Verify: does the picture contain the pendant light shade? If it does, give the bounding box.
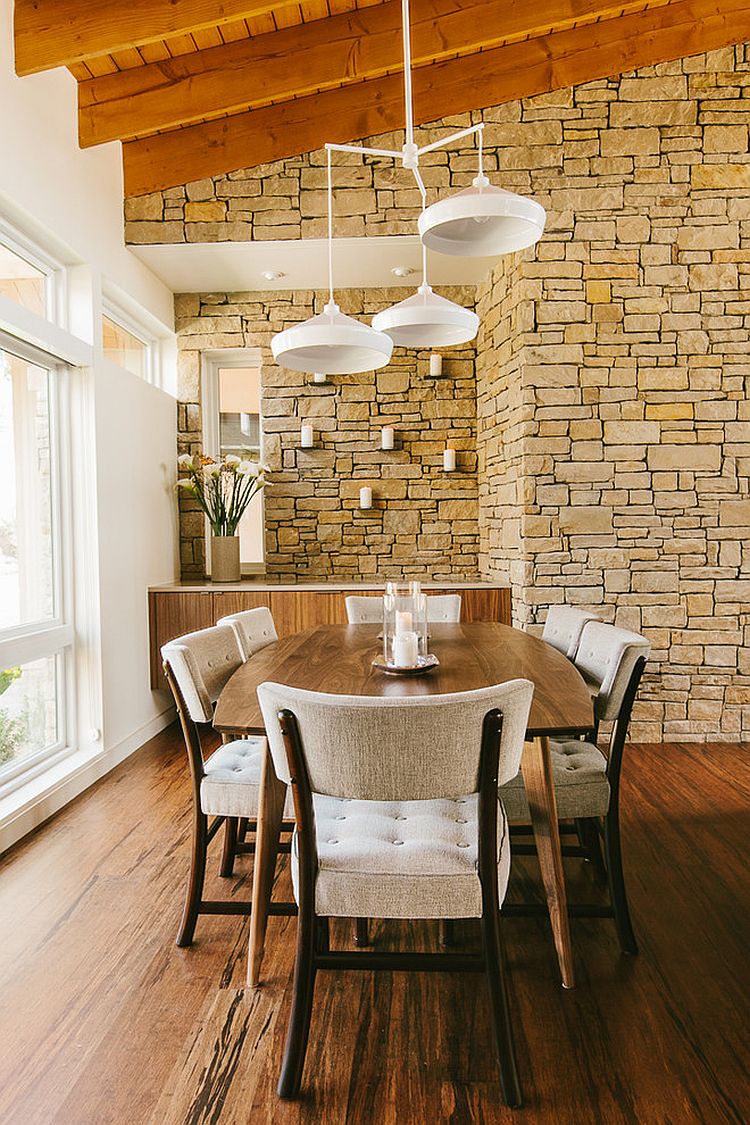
[271,301,393,374]
[419,174,546,258]
[372,283,479,348]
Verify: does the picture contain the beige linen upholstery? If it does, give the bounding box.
[295,793,510,918]
[162,623,293,819]
[258,681,533,920]
[162,624,244,723]
[542,606,600,661]
[501,621,651,819]
[575,621,651,722]
[344,593,462,625]
[217,607,278,660]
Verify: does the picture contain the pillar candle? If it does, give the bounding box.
[312,372,327,384]
[300,423,314,448]
[443,447,457,472]
[381,426,395,450]
[359,486,372,509]
[393,630,419,668]
[395,610,413,635]
[429,353,443,377]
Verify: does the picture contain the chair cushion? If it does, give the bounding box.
[291,794,510,920]
[499,740,610,821]
[200,738,294,819]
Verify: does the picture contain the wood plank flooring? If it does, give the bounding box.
[0,728,748,1124]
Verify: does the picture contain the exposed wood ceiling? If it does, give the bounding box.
[14,0,750,196]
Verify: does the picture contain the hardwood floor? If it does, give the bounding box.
[0,728,748,1124]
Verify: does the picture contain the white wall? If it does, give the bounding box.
[94,363,177,752]
[0,0,173,327]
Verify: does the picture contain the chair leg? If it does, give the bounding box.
[354,918,369,947]
[317,917,330,954]
[440,919,456,947]
[278,898,318,1098]
[220,816,239,878]
[575,817,608,883]
[176,809,208,947]
[238,817,249,843]
[603,808,638,955]
[481,907,522,1108]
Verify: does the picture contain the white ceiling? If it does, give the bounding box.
[131,235,495,294]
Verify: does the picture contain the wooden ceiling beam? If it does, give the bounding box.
[79,0,658,147]
[122,0,750,196]
[13,0,304,76]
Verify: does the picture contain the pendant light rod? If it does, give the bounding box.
[327,145,334,303]
[402,0,414,149]
[416,121,484,157]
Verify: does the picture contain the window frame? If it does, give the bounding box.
[201,348,265,575]
[0,217,67,329]
[0,332,76,797]
[101,299,156,384]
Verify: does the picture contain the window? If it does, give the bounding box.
[0,241,47,318]
[102,312,150,380]
[0,339,73,790]
[202,351,265,571]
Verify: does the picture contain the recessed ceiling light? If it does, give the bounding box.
[391,266,414,278]
[261,270,285,281]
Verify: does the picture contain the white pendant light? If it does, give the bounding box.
[419,171,546,258]
[271,150,393,374]
[272,300,392,374]
[372,282,478,347]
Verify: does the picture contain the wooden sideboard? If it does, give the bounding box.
[148,583,511,690]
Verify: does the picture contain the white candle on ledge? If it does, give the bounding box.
[429,352,443,377]
[300,423,314,449]
[381,426,395,450]
[395,610,413,635]
[393,630,419,668]
[312,372,327,384]
[359,486,373,510]
[443,447,457,472]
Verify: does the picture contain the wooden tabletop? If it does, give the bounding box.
[214,622,594,738]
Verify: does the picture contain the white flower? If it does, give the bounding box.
[238,460,261,477]
[224,454,242,468]
[177,453,193,468]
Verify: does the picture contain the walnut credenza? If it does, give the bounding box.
[148,581,512,690]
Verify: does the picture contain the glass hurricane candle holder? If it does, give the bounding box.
[383,581,426,667]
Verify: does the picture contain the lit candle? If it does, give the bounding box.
[429,353,443,377]
[393,630,419,668]
[312,372,327,384]
[300,423,314,449]
[443,447,456,472]
[381,426,395,450]
[359,486,372,509]
[395,610,413,635]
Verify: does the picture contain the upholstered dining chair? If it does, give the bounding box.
[162,624,293,947]
[501,621,650,954]
[257,679,534,1105]
[217,606,278,660]
[345,593,462,624]
[542,605,601,660]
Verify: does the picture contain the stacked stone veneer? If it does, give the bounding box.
[156,44,750,741]
[175,288,478,579]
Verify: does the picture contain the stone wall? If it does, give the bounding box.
[175,288,479,579]
[155,44,749,741]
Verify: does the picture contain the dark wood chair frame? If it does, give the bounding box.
[163,660,296,947]
[503,656,647,955]
[275,705,523,1107]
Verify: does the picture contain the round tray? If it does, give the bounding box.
[371,653,440,676]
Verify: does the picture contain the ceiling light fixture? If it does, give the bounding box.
[271,0,544,369]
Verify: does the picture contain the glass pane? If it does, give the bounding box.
[0,350,55,628]
[0,242,47,318]
[218,367,264,566]
[102,314,147,380]
[0,656,59,774]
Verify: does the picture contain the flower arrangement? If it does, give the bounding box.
[176,452,265,537]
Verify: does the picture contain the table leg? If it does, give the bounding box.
[247,744,287,988]
[521,735,575,989]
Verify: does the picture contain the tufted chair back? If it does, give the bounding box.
[162,624,244,724]
[217,607,278,660]
[345,593,462,625]
[574,622,651,723]
[257,680,533,803]
[542,606,601,660]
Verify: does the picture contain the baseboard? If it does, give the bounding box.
[0,704,176,856]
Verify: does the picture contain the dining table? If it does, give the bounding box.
[212,621,596,990]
